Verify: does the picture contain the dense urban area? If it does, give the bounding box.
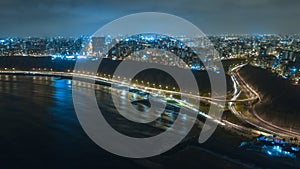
[1,34,300,84]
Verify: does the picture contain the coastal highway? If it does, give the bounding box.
[0,70,257,134]
[230,64,300,139]
[2,69,298,140]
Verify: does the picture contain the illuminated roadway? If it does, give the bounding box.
[230,64,300,139]
[2,69,300,140]
[0,70,224,124]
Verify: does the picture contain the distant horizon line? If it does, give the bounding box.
[1,33,300,39]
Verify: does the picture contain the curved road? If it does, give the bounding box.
[2,69,298,140]
[230,64,300,139]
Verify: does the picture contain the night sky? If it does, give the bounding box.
[1,0,300,37]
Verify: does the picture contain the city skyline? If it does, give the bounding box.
[1,33,300,84]
[1,1,300,168]
[1,0,300,37]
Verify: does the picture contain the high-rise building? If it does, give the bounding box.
[91,37,106,56]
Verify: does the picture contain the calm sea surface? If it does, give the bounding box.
[0,75,187,169]
[1,75,299,169]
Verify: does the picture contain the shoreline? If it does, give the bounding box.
[1,72,300,168]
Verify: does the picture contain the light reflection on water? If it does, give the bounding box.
[71,78,193,137]
[1,75,299,169]
[0,75,192,168]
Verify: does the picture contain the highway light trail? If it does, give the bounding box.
[230,64,300,139]
[2,68,299,141]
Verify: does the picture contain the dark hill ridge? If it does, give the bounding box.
[0,56,233,95]
[98,60,233,94]
[0,56,74,71]
[239,65,300,130]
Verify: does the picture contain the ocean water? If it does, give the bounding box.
[1,75,299,169]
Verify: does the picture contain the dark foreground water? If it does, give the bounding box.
[1,75,300,169]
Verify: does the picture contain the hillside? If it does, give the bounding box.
[0,56,233,94]
[239,65,300,130]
